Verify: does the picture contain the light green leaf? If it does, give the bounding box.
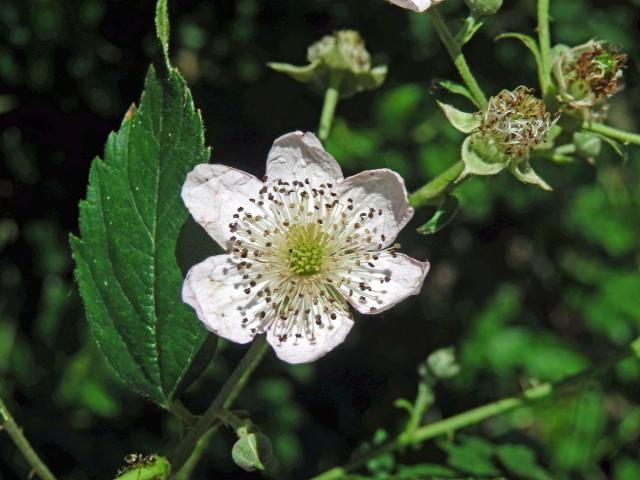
[438,80,476,105]
[417,195,459,235]
[437,101,480,133]
[442,436,499,477]
[460,136,506,178]
[70,65,216,406]
[232,433,273,472]
[155,0,170,61]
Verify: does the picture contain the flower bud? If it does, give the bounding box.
[464,0,503,17]
[553,40,627,119]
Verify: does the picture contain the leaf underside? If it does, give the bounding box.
[71,65,215,406]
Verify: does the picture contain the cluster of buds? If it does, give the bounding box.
[268,30,387,98]
[553,40,627,119]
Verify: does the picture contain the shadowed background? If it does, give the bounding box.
[1,0,639,478]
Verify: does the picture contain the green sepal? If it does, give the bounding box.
[459,135,507,179]
[510,159,553,191]
[417,195,459,235]
[438,102,481,133]
[438,80,476,105]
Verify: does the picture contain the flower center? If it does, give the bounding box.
[287,224,326,276]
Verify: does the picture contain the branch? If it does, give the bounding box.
[169,336,269,473]
[0,396,57,480]
[582,122,640,146]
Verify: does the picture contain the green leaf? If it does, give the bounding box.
[437,102,480,133]
[417,195,459,235]
[442,436,499,477]
[155,0,170,62]
[232,432,273,472]
[438,80,476,105]
[495,444,550,480]
[70,65,216,406]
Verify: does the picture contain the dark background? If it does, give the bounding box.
[1,0,640,478]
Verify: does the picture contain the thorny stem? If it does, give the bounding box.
[409,161,464,208]
[0,396,57,480]
[430,8,487,108]
[318,71,343,141]
[582,122,640,146]
[170,336,269,473]
[308,345,636,480]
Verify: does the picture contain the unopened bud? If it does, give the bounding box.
[464,0,503,17]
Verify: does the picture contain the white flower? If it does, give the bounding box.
[386,0,445,12]
[181,131,429,364]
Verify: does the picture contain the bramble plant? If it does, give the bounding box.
[2,0,640,479]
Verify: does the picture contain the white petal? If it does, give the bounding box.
[387,0,433,12]
[266,311,354,364]
[183,255,265,344]
[265,131,343,185]
[182,164,263,248]
[343,252,429,314]
[336,169,414,248]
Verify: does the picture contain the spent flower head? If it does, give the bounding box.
[553,40,627,118]
[475,86,555,158]
[181,132,429,363]
[268,30,387,98]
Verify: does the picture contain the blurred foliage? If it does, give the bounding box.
[1,0,639,479]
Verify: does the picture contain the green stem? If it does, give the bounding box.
[171,428,218,480]
[430,8,487,108]
[309,346,634,480]
[582,122,640,146]
[318,72,343,142]
[170,336,269,473]
[537,0,552,96]
[409,160,464,209]
[0,396,57,480]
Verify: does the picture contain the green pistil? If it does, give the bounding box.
[287,224,326,276]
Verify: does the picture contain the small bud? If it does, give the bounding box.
[232,432,274,472]
[268,30,387,98]
[553,40,627,119]
[464,0,503,17]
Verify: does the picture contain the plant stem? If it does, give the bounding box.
[582,122,640,146]
[171,428,218,480]
[308,346,634,480]
[318,72,343,142]
[0,396,57,480]
[537,0,552,96]
[430,8,487,108]
[409,160,464,209]
[170,336,269,473]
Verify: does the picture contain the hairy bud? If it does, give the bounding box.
[464,0,503,17]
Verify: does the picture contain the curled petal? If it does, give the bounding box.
[266,131,343,185]
[266,311,354,364]
[183,255,265,344]
[342,252,429,314]
[387,0,435,12]
[182,164,263,248]
[336,169,414,248]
